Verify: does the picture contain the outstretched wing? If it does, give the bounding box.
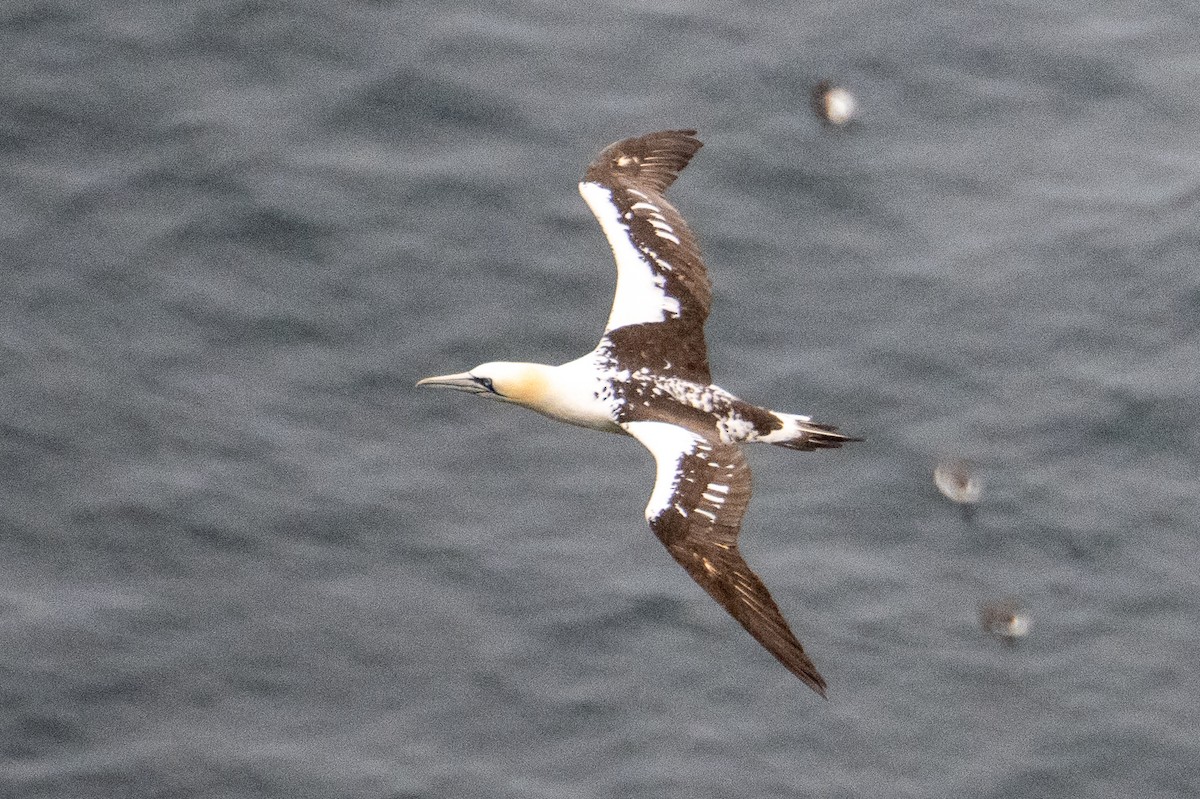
[580,130,712,384]
[622,419,828,697]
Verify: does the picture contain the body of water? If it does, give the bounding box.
[2,1,1198,797]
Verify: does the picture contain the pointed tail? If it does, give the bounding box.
[768,415,863,451]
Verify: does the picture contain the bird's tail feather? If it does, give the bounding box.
[768,414,862,451]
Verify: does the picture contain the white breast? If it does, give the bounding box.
[535,354,622,433]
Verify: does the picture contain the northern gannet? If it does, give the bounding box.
[418,130,860,697]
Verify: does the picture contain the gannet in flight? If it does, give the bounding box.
[418,130,860,697]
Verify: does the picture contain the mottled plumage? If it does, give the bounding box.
[419,130,861,697]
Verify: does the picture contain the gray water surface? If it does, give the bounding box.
[2,1,1198,797]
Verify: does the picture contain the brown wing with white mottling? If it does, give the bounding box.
[580,130,713,383]
[622,420,828,697]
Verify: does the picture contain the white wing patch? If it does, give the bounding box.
[621,420,703,521]
[579,181,682,331]
[631,200,682,245]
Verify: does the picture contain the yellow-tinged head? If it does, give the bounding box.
[419,356,620,433]
[417,361,551,409]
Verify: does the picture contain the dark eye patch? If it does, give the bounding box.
[476,376,497,393]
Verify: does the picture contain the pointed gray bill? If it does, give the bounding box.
[416,372,490,394]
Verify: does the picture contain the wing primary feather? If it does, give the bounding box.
[583,129,703,194]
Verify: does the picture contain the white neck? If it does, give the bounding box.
[504,357,620,433]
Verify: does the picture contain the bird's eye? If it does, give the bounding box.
[476,376,497,393]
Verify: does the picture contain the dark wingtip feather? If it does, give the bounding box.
[790,661,829,698]
[584,129,704,194]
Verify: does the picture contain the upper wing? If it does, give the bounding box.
[580,130,712,382]
[622,419,828,697]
